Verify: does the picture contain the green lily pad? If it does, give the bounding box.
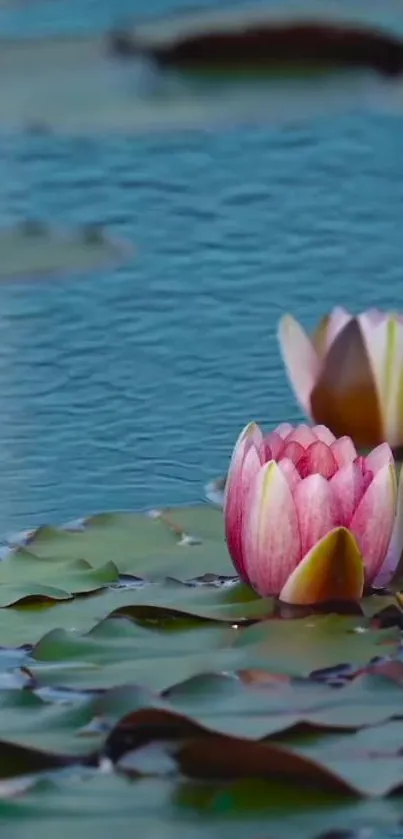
[109,580,272,624]
[268,717,403,797]
[99,668,403,763]
[0,691,94,758]
[13,506,233,582]
[0,554,118,606]
[27,612,398,694]
[161,669,403,738]
[233,614,400,675]
[0,684,162,759]
[29,617,241,692]
[0,579,269,648]
[108,704,403,797]
[1,495,403,833]
[0,771,400,839]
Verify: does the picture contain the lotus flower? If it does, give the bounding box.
[224,422,403,604]
[278,308,403,449]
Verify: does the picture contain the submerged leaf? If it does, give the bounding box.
[0,223,130,281]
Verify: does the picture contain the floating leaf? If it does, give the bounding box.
[0,771,399,839]
[0,579,267,650]
[29,617,241,692]
[232,614,400,675]
[11,506,233,581]
[0,223,130,281]
[27,612,399,695]
[0,500,403,832]
[162,670,403,737]
[0,684,163,758]
[109,580,272,623]
[108,704,403,796]
[0,553,119,606]
[272,717,403,796]
[3,0,403,135]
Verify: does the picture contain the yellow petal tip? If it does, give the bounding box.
[279,527,365,606]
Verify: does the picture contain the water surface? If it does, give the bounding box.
[0,0,401,534]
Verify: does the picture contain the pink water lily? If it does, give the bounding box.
[278,308,403,449]
[224,422,403,604]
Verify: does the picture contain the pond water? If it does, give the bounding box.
[0,0,402,534]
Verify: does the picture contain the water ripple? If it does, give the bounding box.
[0,6,400,531]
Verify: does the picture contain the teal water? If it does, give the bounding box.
[0,0,402,534]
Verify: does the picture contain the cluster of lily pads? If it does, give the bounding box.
[0,452,403,837]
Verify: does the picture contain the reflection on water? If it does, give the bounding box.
[0,0,401,534]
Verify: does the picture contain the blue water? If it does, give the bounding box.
[0,0,402,534]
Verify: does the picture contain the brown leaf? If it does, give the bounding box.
[176,737,356,792]
[238,669,291,687]
[107,706,362,794]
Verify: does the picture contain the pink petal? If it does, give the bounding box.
[311,425,336,445]
[349,463,397,583]
[277,457,302,493]
[262,431,285,461]
[363,308,388,325]
[354,456,374,485]
[280,440,305,466]
[224,423,263,583]
[372,466,403,589]
[330,462,372,527]
[330,436,358,468]
[297,440,338,479]
[325,306,353,350]
[242,461,301,596]
[274,423,294,439]
[364,443,394,475]
[224,422,263,514]
[356,310,388,398]
[225,442,262,583]
[278,315,320,416]
[355,311,403,445]
[358,314,403,448]
[294,474,340,557]
[284,424,318,447]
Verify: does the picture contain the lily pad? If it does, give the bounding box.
[0,772,400,839]
[162,669,403,737]
[9,506,234,581]
[102,667,403,745]
[1,498,403,834]
[0,223,130,281]
[29,617,242,692]
[27,613,398,693]
[0,684,161,758]
[107,701,403,796]
[0,579,269,648]
[233,614,400,675]
[0,552,118,606]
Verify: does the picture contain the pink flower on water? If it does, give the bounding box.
[278,308,403,449]
[224,422,403,604]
